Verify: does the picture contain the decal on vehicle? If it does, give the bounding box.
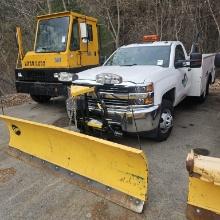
[55,57,62,63]
[182,73,188,87]
[25,61,46,67]
[12,124,21,136]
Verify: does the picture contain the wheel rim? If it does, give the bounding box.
[160,109,173,134]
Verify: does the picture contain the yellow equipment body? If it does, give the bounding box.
[186,151,220,219]
[19,12,99,69]
[16,27,24,61]
[15,11,100,99]
[0,115,148,213]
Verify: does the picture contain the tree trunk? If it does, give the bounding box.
[47,0,52,13]
[62,0,67,11]
[207,0,220,40]
[116,0,120,48]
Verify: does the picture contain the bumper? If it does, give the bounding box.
[104,106,161,133]
[66,97,161,133]
[16,81,68,97]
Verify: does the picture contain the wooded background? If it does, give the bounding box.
[0,0,220,94]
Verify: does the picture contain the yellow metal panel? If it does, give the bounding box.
[194,155,220,185]
[78,18,99,66]
[187,151,220,185]
[188,177,220,214]
[16,27,24,60]
[71,85,95,97]
[87,119,103,129]
[0,115,148,201]
[37,11,97,23]
[21,51,70,69]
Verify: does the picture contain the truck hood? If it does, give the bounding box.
[75,65,169,85]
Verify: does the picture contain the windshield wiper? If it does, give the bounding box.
[120,64,138,66]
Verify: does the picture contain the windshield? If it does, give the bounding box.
[35,16,70,53]
[105,46,171,67]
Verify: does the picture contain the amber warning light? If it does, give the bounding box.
[143,35,160,42]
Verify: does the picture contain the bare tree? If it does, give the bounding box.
[1,0,220,94]
[207,0,220,39]
[77,0,121,49]
[47,0,52,13]
[62,0,67,11]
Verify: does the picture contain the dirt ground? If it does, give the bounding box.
[0,82,220,220]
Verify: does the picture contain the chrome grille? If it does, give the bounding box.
[87,86,130,109]
[98,86,129,93]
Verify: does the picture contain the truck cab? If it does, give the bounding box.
[16,11,99,103]
[66,36,216,141]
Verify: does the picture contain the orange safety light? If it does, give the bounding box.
[143,35,160,42]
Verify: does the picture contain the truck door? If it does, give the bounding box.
[78,21,99,66]
[174,45,191,101]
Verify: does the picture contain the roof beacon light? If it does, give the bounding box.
[143,35,160,43]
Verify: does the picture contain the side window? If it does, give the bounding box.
[175,45,186,62]
[87,24,93,42]
[71,20,80,51]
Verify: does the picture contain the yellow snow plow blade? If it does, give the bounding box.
[0,115,148,213]
[186,151,220,219]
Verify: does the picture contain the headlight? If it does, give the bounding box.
[129,83,154,105]
[144,93,154,105]
[96,73,122,84]
[133,99,145,105]
[18,72,23,77]
[56,72,73,82]
[146,82,154,93]
[144,83,154,105]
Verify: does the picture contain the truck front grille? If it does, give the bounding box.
[87,86,130,109]
[16,70,58,82]
[87,97,129,108]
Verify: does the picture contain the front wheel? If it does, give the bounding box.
[30,94,51,103]
[153,99,174,142]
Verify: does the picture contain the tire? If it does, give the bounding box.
[153,99,174,142]
[30,94,51,103]
[197,78,210,103]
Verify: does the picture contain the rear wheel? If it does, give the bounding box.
[198,78,210,103]
[153,99,174,142]
[30,94,51,103]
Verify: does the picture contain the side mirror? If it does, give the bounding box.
[190,53,202,68]
[214,53,220,68]
[174,60,184,69]
[80,23,88,43]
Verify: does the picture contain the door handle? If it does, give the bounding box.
[188,68,191,71]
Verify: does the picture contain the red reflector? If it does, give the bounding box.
[143,35,160,42]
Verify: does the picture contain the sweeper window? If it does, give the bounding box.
[35,16,70,53]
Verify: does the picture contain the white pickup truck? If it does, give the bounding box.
[67,38,217,141]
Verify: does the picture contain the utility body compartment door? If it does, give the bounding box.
[187,54,216,97]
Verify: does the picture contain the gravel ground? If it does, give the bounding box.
[0,94,31,108]
[211,78,220,90]
[0,79,219,220]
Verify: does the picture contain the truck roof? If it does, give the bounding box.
[121,41,178,48]
[37,11,97,22]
